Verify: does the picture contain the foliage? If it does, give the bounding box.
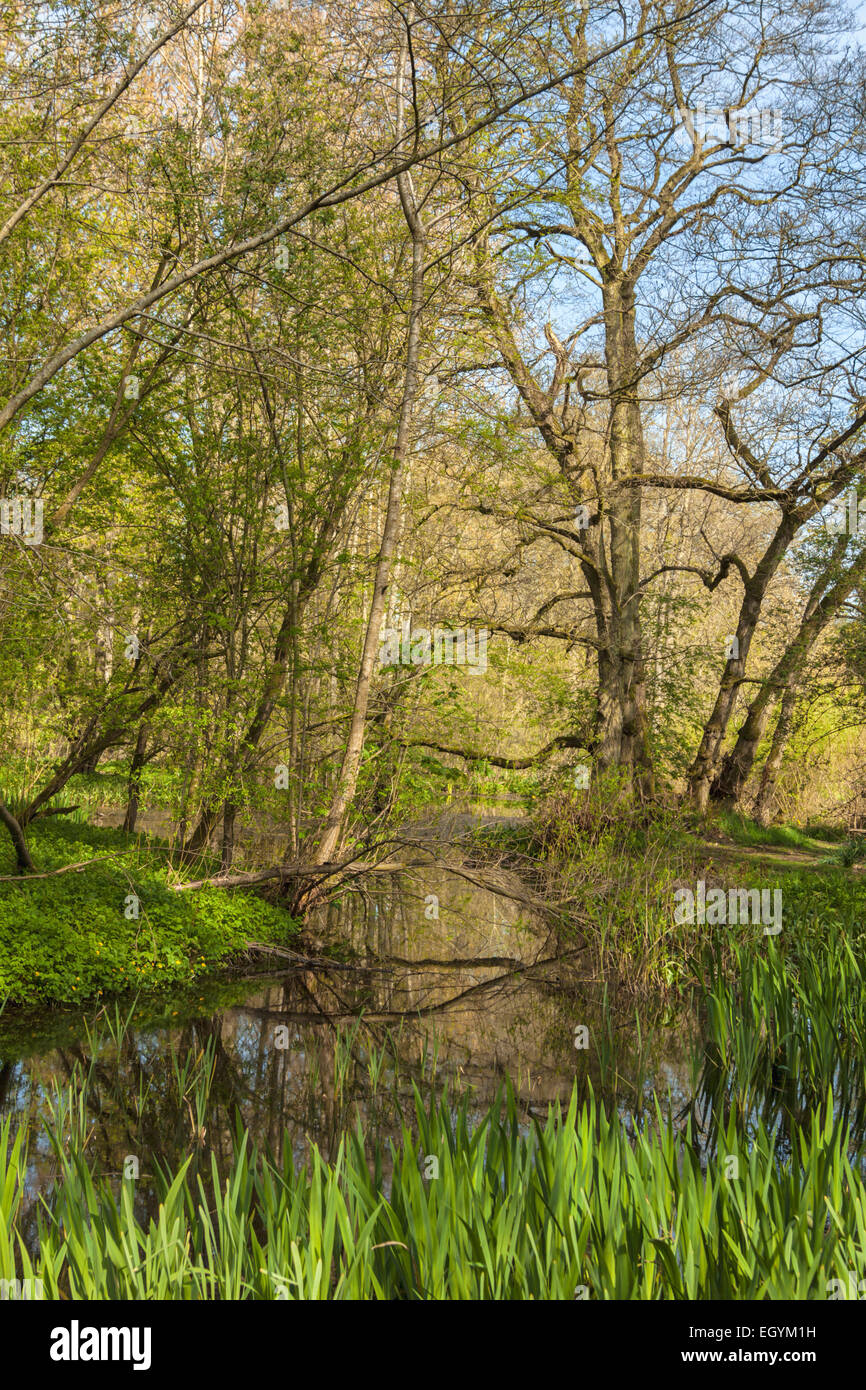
[0,820,299,1005]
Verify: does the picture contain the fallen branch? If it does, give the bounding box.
[170,858,365,892]
[395,733,587,769]
[169,848,430,892]
[242,940,388,972]
[0,854,116,882]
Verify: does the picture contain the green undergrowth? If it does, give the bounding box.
[528,788,865,993]
[0,760,184,818]
[0,819,299,1006]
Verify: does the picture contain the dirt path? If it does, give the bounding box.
[698,840,840,873]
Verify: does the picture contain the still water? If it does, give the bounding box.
[0,861,700,1187]
[1,852,862,1233]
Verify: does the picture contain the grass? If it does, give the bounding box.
[712,809,838,852]
[526,783,702,991]
[823,837,866,867]
[522,786,866,997]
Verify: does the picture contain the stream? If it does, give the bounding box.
[0,854,704,1212]
[2,830,863,1235]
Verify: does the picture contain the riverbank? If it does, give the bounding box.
[0,818,300,1005]
[0,800,860,1009]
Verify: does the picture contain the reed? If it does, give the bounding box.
[695,930,866,1139]
[2,1074,864,1299]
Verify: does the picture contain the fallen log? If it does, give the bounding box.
[169,856,432,892]
[170,859,358,892]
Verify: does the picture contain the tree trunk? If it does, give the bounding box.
[712,535,863,803]
[309,33,426,875]
[180,801,220,857]
[753,682,801,825]
[598,274,653,791]
[122,723,148,833]
[687,512,800,810]
[180,529,338,861]
[221,800,236,873]
[0,798,34,872]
